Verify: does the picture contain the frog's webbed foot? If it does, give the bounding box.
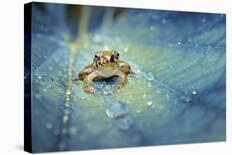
[84,86,95,94]
[83,71,99,94]
[112,85,123,93]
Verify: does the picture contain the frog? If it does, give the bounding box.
[75,50,133,94]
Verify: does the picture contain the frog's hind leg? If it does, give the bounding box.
[113,70,128,92]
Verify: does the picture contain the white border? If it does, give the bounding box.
[0,0,231,155]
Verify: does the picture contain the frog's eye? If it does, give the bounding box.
[114,52,119,60]
[93,55,98,63]
[94,54,101,60]
[110,55,115,62]
[94,54,98,58]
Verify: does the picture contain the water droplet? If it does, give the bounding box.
[201,18,207,23]
[66,90,71,96]
[161,19,167,24]
[147,101,153,106]
[124,47,128,52]
[37,75,42,80]
[147,72,154,81]
[55,58,60,63]
[46,122,53,129]
[96,83,104,89]
[106,102,128,120]
[192,91,197,95]
[35,93,41,99]
[103,85,113,96]
[48,66,53,71]
[63,115,69,123]
[65,102,70,108]
[93,35,102,43]
[180,95,192,102]
[150,26,154,31]
[36,33,41,38]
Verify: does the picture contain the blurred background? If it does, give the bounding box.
[25,2,226,153]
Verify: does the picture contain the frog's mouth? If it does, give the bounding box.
[96,63,119,78]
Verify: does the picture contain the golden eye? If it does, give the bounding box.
[94,54,100,60]
[114,52,119,60]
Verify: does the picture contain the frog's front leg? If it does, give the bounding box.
[118,60,133,75]
[83,71,99,94]
[113,70,128,92]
